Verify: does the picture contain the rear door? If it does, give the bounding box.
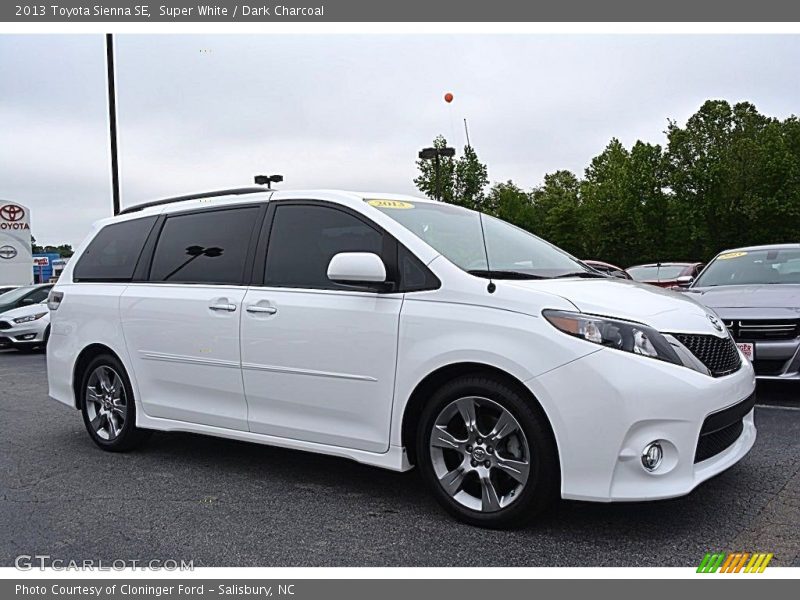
[120,205,264,431]
[240,201,403,452]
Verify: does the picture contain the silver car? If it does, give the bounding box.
[685,244,800,380]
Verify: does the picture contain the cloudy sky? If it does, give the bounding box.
[1,34,799,247]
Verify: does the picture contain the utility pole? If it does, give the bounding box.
[105,33,121,215]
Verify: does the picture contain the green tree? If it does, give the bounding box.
[529,170,583,257]
[414,135,488,209]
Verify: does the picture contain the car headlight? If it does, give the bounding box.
[543,309,681,365]
[13,312,47,324]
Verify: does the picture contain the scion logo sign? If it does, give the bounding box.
[0,245,18,259]
[697,552,773,573]
[0,204,29,230]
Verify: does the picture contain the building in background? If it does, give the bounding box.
[0,201,33,286]
[33,253,67,283]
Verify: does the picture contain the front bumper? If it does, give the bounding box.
[747,339,800,380]
[526,346,756,502]
[0,322,48,347]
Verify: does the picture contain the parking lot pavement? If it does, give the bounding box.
[1,350,798,568]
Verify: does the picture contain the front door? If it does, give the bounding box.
[241,202,402,452]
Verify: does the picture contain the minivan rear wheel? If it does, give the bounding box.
[416,376,559,529]
[80,354,150,452]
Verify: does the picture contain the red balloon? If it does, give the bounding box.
[444,92,454,103]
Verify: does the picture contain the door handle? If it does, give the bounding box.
[209,303,237,312]
[246,305,277,315]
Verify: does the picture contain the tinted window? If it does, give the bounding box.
[73,217,156,282]
[265,204,383,289]
[25,286,51,304]
[149,207,260,284]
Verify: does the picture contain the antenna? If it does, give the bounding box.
[478,212,495,294]
[254,174,284,190]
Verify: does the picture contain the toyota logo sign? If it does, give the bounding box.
[0,244,18,260]
[0,204,25,222]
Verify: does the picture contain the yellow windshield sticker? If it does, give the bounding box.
[718,251,748,260]
[367,199,414,209]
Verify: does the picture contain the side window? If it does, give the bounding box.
[149,207,260,285]
[264,204,383,290]
[26,287,50,304]
[398,244,440,292]
[73,216,156,282]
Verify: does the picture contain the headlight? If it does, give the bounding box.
[13,312,47,324]
[543,309,681,365]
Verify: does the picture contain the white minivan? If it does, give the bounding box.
[47,188,756,528]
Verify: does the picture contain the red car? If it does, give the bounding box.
[583,260,632,280]
[626,262,705,288]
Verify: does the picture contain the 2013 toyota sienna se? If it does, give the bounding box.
[46,188,757,528]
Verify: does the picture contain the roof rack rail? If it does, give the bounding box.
[118,187,268,216]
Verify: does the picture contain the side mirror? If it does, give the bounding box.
[676,275,694,288]
[19,298,35,306]
[327,252,387,285]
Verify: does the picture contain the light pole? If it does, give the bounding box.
[105,33,121,216]
[418,146,455,202]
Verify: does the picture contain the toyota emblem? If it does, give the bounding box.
[707,314,724,332]
[0,244,17,260]
[0,204,25,222]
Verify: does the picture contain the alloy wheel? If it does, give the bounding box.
[84,365,127,441]
[429,396,531,512]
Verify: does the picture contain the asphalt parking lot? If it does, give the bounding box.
[1,350,798,567]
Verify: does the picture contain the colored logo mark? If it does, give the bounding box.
[697,552,773,573]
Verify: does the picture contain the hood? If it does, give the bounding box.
[503,277,723,334]
[0,302,49,321]
[683,284,800,320]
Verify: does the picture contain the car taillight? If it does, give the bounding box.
[47,290,63,311]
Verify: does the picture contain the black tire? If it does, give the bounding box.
[79,353,150,452]
[416,375,559,529]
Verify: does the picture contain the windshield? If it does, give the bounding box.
[0,285,39,304]
[627,265,686,281]
[367,199,587,278]
[695,248,800,286]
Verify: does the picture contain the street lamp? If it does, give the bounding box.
[418,146,455,202]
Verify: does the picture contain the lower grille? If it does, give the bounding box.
[753,359,788,376]
[694,393,755,463]
[672,333,742,377]
[0,321,11,331]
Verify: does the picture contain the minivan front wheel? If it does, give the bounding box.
[80,355,150,452]
[416,376,558,528]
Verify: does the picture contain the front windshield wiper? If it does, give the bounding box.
[467,269,547,280]
[552,271,607,279]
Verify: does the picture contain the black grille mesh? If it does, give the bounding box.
[695,420,744,462]
[0,321,11,331]
[672,333,742,377]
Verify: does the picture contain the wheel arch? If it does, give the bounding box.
[400,362,560,468]
[72,343,127,410]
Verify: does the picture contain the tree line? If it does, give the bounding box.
[414,100,800,267]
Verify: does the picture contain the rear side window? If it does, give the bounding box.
[264,204,383,289]
[73,217,156,282]
[149,207,260,285]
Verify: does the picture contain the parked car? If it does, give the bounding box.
[583,260,632,280]
[627,262,705,288]
[0,283,53,315]
[0,300,50,352]
[47,188,755,528]
[684,244,800,380]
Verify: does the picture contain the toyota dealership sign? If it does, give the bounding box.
[0,201,33,285]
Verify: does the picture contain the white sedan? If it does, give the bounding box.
[0,301,50,352]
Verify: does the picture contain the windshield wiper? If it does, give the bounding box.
[552,271,608,279]
[467,269,547,280]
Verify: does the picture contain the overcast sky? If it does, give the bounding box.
[1,34,799,247]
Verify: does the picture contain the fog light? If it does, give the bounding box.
[19,334,36,340]
[641,442,663,471]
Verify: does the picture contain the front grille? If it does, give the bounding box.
[723,319,800,341]
[672,333,742,377]
[0,321,10,331]
[0,336,10,346]
[694,393,755,463]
